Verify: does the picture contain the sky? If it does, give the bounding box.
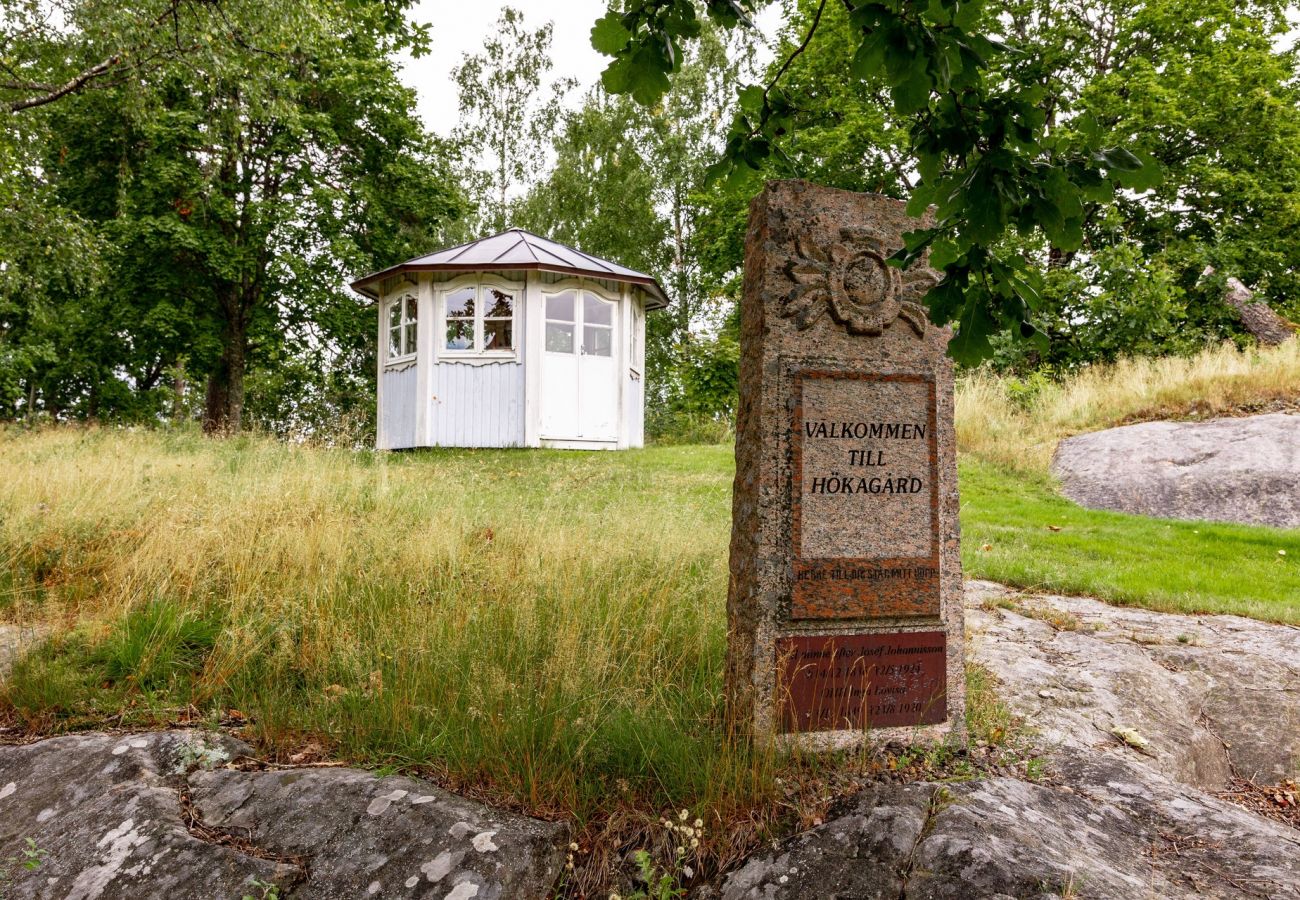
[396,1,783,137]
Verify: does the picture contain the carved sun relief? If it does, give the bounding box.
[782,227,937,337]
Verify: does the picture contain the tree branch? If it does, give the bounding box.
[3,55,121,113]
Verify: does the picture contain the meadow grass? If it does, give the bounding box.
[956,339,1300,474]
[1,340,1297,890]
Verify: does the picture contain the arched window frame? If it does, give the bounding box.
[385,289,418,364]
[437,274,521,361]
[539,278,621,359]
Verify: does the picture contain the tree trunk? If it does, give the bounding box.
[203,311,247,434]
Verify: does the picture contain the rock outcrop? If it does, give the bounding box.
[1052,412,1300,528]
[0,731,567,899]
[721,582,1300,899]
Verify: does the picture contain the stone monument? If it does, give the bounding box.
[727,180,965,748]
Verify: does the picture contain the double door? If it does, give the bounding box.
[540,289,618,442]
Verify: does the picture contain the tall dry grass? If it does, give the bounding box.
[956,340,1300,473]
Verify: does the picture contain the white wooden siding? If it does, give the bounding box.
[428,361,526,447]
[380,365,419,449]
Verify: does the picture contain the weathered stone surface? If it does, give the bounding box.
[0,731,284,900]
[723,751,1300,900]
[190,767,568,899]
[1052,412,1300,528]
[0,731,567,899]
[720,583,1300,899]
[968,581,1300,787]
[728,179,964,749]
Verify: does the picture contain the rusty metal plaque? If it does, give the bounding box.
[777,631,947,732]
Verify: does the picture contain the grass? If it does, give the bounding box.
[960,458,1300,622]
[0,340,1297,890]
[956,339,1300,474]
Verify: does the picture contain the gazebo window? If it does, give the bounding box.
[583,293,613,357]
[443,282,516,356]
[388,292,417,360]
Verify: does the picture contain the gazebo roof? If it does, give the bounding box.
[350,228,670,308]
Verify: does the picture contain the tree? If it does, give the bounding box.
[452,7,575,234]
[12,0,463,430]
[591,0,1159,362]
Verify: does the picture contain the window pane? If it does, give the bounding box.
[446,319,474,350]
[583,293,612,326]
[389,326,402,358]
[446,287,475,317]
[405,295,418,323]
[546,291,575,322]
[405,322,417,354]
[584,325,612,357]
[389,299,402,327]
[484,319,513,350]
[485,289,513,318]
[545,322,575,353]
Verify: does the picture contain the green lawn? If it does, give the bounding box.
[960,457,1300,622]
[2,427,1297,894]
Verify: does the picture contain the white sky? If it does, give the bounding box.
[396,1,783,136]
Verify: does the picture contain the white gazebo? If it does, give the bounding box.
[350,229,669,450]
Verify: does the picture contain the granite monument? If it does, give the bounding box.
[727,180,965,748]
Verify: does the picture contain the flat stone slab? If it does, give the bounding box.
[1052,412,1300,528]
[0,731,567,899]
[721,582,1300,899]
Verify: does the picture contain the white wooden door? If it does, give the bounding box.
[541,289,618,441]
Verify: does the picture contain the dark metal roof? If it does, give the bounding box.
[350,228,670,308]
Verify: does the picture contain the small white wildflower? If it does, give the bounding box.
[690,837,699,849]
[683,865,694,879]
[569,842,579,852]
[1280,549,1287,556]
[779,875,789,884]
[693,818,703,829]
[679,809,689,822]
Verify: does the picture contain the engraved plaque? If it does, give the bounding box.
[792,372,940,619]
[777,631,947,732]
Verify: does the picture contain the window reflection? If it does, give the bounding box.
[584,325,612,357]
[446,287,475,317]
[546,323,575,353]
[583,292,612,326]
[546,291,575,322]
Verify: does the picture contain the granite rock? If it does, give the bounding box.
[0,731,568,899]
[189,767,568,899]
[720,583,1300,899]
[1051,412,1300,528]
[0,623,46,681]
[722,750,1300,900]
[967,581,1300,787]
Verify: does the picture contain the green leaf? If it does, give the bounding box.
[1114,152,1162,192]
[891,68,932,116]
[929,237,962,270]
[953,0,983,30]
[850,30,888,80]
[590,12,631,55]
[737,84,764,115]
